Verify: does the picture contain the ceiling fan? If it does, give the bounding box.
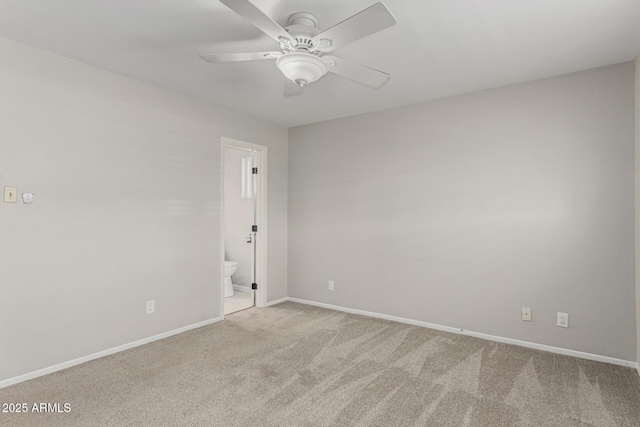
[200,0,397,96]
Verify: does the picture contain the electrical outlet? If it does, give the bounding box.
[146,300,155,314]
[557,312,568,328]
[521,307,532,321]
[328,280,334,291]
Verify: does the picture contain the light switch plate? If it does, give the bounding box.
[3,186,17,203]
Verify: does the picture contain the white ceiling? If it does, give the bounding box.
[0,0,639,127]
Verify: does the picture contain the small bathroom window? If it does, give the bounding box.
[241,156,254,199]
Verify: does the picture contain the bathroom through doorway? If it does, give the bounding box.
[221,138,267,316]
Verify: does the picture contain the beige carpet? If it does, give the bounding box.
[1,301,639,426]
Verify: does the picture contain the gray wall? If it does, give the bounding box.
[224,147,253,286]
[289,62,636,361]
[0,37,287,382]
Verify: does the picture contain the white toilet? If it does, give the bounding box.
[224,261,238,298]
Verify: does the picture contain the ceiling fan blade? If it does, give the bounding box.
[283,79,303,97]
[199,51,281,63]
[312,2,396,52]
[324,55,390,88]
[220,0,295,45]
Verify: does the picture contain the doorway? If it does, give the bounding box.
[221,138,267,316]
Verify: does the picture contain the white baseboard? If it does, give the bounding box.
[286,297,636,369]
[4,299,637,389]
[233,284,252,293]
[0,316,221,390]
[265,297,288,307]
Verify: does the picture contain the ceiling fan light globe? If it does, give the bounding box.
[276,52,328,86]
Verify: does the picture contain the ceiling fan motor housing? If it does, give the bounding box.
[284,12,320,51]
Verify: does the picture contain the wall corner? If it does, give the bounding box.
[635,54,640,368]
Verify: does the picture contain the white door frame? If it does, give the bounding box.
[220,137,268,318]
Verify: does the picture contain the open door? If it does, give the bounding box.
[222,139,266,316]
[247,151,258,308]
